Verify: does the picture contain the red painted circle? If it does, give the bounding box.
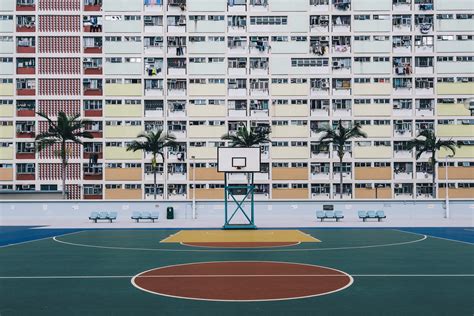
[181,242,299,248]
[132,261,353,301]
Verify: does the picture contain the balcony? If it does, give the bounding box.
[84,37,102,54]
[84,0,102,11]
[83,80,103,96]
[16,79,35,96]
[16,0,36,11]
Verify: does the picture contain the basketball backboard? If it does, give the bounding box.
[217,147,261,173]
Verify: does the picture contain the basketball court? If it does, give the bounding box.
[1,227,473,315]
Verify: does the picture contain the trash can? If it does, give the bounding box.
[166,206,174,219]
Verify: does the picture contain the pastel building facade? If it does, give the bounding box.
[0,0,473,200]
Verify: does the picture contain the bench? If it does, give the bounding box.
[316,210,344,222]
[89,211,117,223]
[358,210,386,222]
[131,211,159,223]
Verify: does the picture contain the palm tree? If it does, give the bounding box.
[407,129,458,198]
[221,125,271,185]
[126,130,176,200]
[35,112,93,199]
[316,119,367,199]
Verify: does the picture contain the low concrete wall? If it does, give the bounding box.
[1,200,472,227]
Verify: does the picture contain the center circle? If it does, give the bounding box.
[131,261,353,302]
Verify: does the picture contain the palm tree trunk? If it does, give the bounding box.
[432,153,437,199]
[152,153,158,200]
[159,152,166,200]
[339,156,343,199]
[61,140,67,199]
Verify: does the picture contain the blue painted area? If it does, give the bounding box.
[398,227,474,244]
[0,226,83,247]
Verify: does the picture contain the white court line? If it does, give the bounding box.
[393,229,474,246]
[179,242,301,249]
[0,230,85,249]
[1,274,473,280]
[464,229,474,232]
[53,232,427,252]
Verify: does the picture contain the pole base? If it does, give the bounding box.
[223,224,257,230]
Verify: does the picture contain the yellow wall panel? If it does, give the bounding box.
[104,126,142,138]
[0,105,14,117]
[437,103,471,116]
[272,188,308,199]
[0,168,13,181]
[272,168,308,180]
[0,146,13,159]
[0,84,14,96]
[104,104,142,117]
[105,168,142,181]
[271,147,309,159]
[104,147,142,160]
[105,188,142,200]
[271,105,309,117]
[0,126,14,139]
[437,125,474,138]
[188,105,227,117]
[104,84,142,96]
[437,82,474,95]
[354,167,392,180]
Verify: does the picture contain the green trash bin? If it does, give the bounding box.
[166,206,174,219]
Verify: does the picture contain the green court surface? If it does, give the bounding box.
[1,229,473,315]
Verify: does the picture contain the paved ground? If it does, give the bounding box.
[1,228,473,315]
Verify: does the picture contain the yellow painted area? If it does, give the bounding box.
[0,168,13,181]
[188,188,224,199]
[104,84,142,96]
[272,167,308,180]
[0,146,13,159]
[439,146,474,159]
[105,188,142,200]
[437,82,474,95]
[271,83,309,96]
[271,125,309,138]
[189,167,224,181]
[188,84,226,96]
[104,125,142,138]
[271,105,309,117]
[355,187,392,199]
[187,105,227,117]
[437,103,471,116]
[104,147,142,160]
[188,125,227,138]
[438,188,474,199]
[105,167,142,181]
[361,125,392,138]
[353,104,392,117]
[437,125,474,138]
[104,104,142,117]
[438,167,474,180]
[188,147,217,160]
[353,83,391,96]
[271,146,309,159]
[0,125,14,139]
[272,188,309,199]
[161,230,320,243]
[353,146,392,159]
[0,105,14,117]
[355,167,392,180]
[0,84,14,96]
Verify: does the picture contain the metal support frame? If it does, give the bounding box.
[223,172,256,229]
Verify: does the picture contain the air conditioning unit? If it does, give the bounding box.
[394,184,401,188]
[21,185,30,189]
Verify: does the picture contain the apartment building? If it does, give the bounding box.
[0,0,473,201]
